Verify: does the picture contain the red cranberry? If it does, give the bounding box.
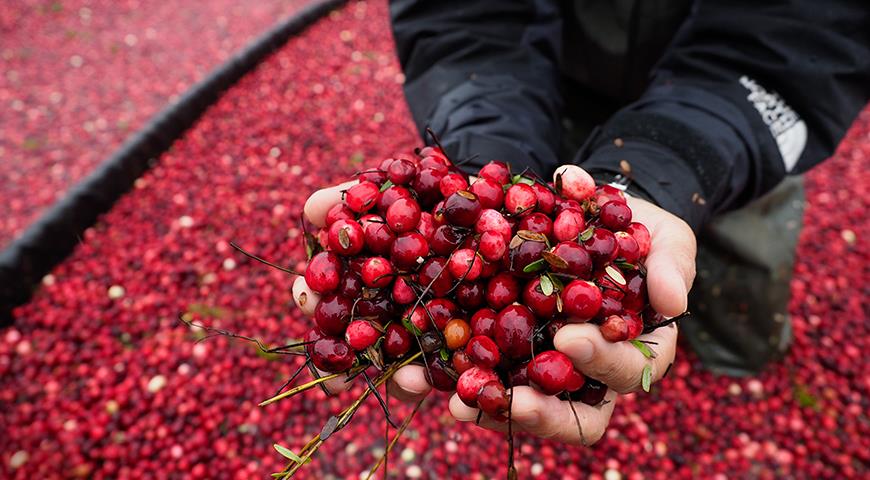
[455,281,484,309]
[327,219,365,256]
[565,369,586,393]
[551,241,593,279]
[522,278,558,317]
[509,237,547,275]
[358,168,388,185]
[595,184,626,207]
[304,251,343,293]
[621,271,647,312]
[425,298,459,330]
[439,172,469,198]
[404,305,431,333]
[469,178,505,209]
[456,366,499,407]
[626,222,651,258]
[324,203,355,226]
[478,380,510,422]
[430,225,464,256]
[471,308,498,337]
[486,272,520,310]
[362,216,396,255]
[310,337,355,373]
[424,357,459,391]
[478,161,511,185]
[599,200,632,231]
[531,182,556,214]
[600,312,643,342]
[475,209,512,241]
[377,185,412,212]
[553,208,586,242]
[504,183,537,215]
[478,231,507,262]
[527,350,574,395]
[518,213,553,239]
[419,145,449,163]
[443,191,482,227]
[392,276,417,304]
[345,320,380,351]
[386,197,422,233]
[614,231,641,264]
[361,257,394,288]
[494,305,537,359]
[387,158,417,185]
[555,197,583,214]
[598,296,624,319]
[452,350,474,374]
[314,294,353,336]
[345,181,380,213]
[561,280,603,321]
[448,248,483,281]
[418,257,454,297]
[509,361,530,386]
[337,271,363,298]
[390,232,429,270]
[416,212,436,241]
[383,323,412,358]
[583,228,619,265]
[356,291,394,324]
[466,335,500,369]
[412,167,447,207]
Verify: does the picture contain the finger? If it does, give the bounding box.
[313,367,354,395]
[554,322,678,393]
[387,365,432,403]
[627,197,696,317]
[303,180,358,227]
[449,387,617,445]
[291,276,320,316]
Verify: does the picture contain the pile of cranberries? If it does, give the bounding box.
[298,144,661,420]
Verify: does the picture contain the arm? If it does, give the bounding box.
[390,0,564,176]
[578,0,870,230]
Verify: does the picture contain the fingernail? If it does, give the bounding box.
[565,337,594,364]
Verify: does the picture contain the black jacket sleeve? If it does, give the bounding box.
[390,0,564,175]
[578,0,870,229]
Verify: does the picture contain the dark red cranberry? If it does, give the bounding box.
[598,296,624,319]
[470,308,498,337]
[599,200,632,231]
[509,237,547,275]
[387,158,418,185]
[626,222,651,258]
[583,228,619,265]
[314,294,353,336]
[377,185,412,212]
[448,248,483,281]
[345,320,380,351]
[324,203,355,226]
[452,350,474,374]
[304,328,326,353]
[390,232,429,270]
[456,367,500,407]
[522,277,558,317]
[392,276,417,304]
[345,181,380,213]
[310,337,355,373]
[415,257,452,297]
[304,251,343,293]
[327,219,365,256]
[527,350,574,395]
[337,271,363,298]
[478,380,510,422]
[571,377,608,405]
[439,172,469,198]
[518,212,553,239]
[494,305,537,359]
[551,241,593,279]
[486,273,520,310]
[424,298,459,330]
[478,161,511,184]
[469,177,505,210]
[504,183,537,215]
[419,145,449,163]
[357,169,388,186]
[509,361,530,386]
[412,167,447,208]
[430,225,464,256]
[531,182,556,214]
[356,292,394,323]
[424,357,459,392]
[383,323,412,358]
[386,197,422,233]
[455,281,484,309]
[361,257,394,288]
[553,208,586,243]
[642,306,666,329]
[621,270,647,312]
[614,231,641,264]
[419,157,450,172]
[561,280,603,321]
[466,335,500,369]
[595,265,627,300]
[443,191,482,227]
[362,219,396,256]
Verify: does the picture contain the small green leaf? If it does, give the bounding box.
[401,316,423,337]
[522,258,547,273]
[630,340,656,359]
[641,364,652,392]
[379,179,394,192]
[578,227,595,242]
[440,348,450,362]
[273,444,309,464]
[547,272,564,291]
[539,274,554,296]
[615,261,636,270]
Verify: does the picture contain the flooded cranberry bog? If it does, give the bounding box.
[1,1,868,479]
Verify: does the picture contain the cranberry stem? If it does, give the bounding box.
[642,310,691,334]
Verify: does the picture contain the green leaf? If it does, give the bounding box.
[547,272,564,291]
[641,364,652,393]
[539,274,554,296]
[522,258,547,273]
[379,179,394,192]
[401,316,423,337]
[578,227,595,242]
[630,340,656,359]
[440,348,450,362]
[273,444,309,464]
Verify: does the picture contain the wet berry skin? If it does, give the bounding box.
[527,350,574,395]
[561,280,603,321]
[466,335,501,369]
[383,323,412,358]
[314,294,353,336]
[477,380,510,422]
[304,251,343,294]
[310,337,355,373]
[443,191,482,227]
[456,366,500,407]
[494,305,537,359]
